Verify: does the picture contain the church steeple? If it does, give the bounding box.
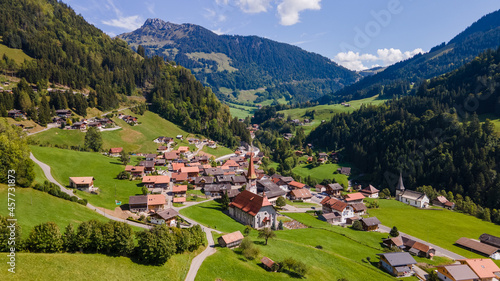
[246,147,257,194]
[396,172,405,191]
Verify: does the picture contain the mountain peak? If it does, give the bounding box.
[143,18,177,30]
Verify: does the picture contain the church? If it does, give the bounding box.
[227,150,278,229]
[395,173,429,208]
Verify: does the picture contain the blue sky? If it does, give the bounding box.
[64,0,500,71]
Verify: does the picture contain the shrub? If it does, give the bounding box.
[117,171,130,180]
[242,246,260,260]
[352,220,363,231]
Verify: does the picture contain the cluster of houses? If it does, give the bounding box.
[319,183,380,226]
[118,113,138,125]
[383,236,435,258]
[455,233,500,260]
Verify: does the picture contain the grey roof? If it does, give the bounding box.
[327,183,343,190]
[225,189,241,198]
[280,177,294,183]
[232,175,247,184]
[442,264,479,281]
[394,266,411,273]
[399,190,427,201]
[379,252,417,266]
[480,233,500,248]
[321,212,340,219]
[350,202,367,212]
[216,175,233,183]
[129,195,148,205]
[194,176,214,185]
[139,161,155,168]
[361,217,381,226]
[204,167,225,176]
[154,208,179,220]
[257,180,286,198]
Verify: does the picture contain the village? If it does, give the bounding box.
[66,130,500,281]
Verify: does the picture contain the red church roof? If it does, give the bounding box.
[229,190,272,216]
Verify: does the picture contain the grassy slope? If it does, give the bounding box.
[367,199,500,260]
[0,185,109,238]
[31,109,212,153]
[0,43,33,64]
[2,250,202,280]
[30,146,142,210]
[201,145,233,158]
[279,95,388,135]
[292,163,348,187]
[185,201,394,281]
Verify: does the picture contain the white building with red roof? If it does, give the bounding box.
[228,190,277,229]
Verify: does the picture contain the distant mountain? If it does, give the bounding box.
[317,9,500,104]
[118,19,360,103]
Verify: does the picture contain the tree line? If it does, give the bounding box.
[308,48,500,210]
[0,216,205,266]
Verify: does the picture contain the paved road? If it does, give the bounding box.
[180,213,221,281]
[30,152,150,230]
[378,225,465,260]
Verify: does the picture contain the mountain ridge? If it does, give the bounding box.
[118,19,360,103]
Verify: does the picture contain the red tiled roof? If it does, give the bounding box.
[142,175,170,184]
[261,256,275,268]
[172,172,188,182]
[164,152,179,160]
[220,231,244,245]
[223,160,239,167]
[109,147,123,153]
[321,196,348,212]
[345,192,365,201]
[147,194,166,206]
[229,190,272,216]
[289,181,306,188]
[173,197,186,203]
[172,185,188,192]
[172,163,185,171]
[290,188,312,199]
[180,166,199,174]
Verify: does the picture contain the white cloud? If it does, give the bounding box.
[334,48,424,71]
[146,2,155,15]
[237,0,272,14]
[102,15,143,31]
[277,0,321,26]
[212,28,225,35]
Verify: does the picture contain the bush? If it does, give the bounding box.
[352,220,363,231]
[280,257,309,277]
[242,246,260,260]
[117,171,130,180]
[390,226,399,237]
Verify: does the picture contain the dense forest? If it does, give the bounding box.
[308,48,500,209]
[0,0,250,148]
[317,8,500,104]
[119,18,359,102]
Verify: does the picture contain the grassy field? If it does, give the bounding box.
[478,113,500,135]
[179,200,245,233]
[30,146,143,210]
[31,109,234,154]
[279,95,388,135]
[196,219,395,280]
[1,117,45,134]
[0,43,33,64]
[2,249,203,280]
[367,199,500,260]
[225,101,257,119]
[201,145,233,158]
[0,185,109,238]
[292,163,349,187]
[285,199,319,208]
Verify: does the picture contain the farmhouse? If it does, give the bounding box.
[150,208,179,226]
[172,185,187,203]
[455,237,500,260]
[69,177,96,192]
[383,236,404,249]
[180,166,200,178]
[228,190,278,229]
[289,188,312,201]
[458,259,500,280]
[125,165,145,178]
[436,264,479,281]
[326,183,343,197]
[128,194,166,212]
[171,172,188,183]
[403,238,436,258]
[55,109,72,118]
[360,217,381,231]
[378,252,416,277]
[480,233,500,248]
[321,196,354,224]
[337,167,351,175]
[433,195,455,209]
[139,160,155,173]
[360,185,379,198]
[218,231,244,248]
[351,202,367,216]
[109,147,123,157]
[8,109,25,119]
[142,175,170,189]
